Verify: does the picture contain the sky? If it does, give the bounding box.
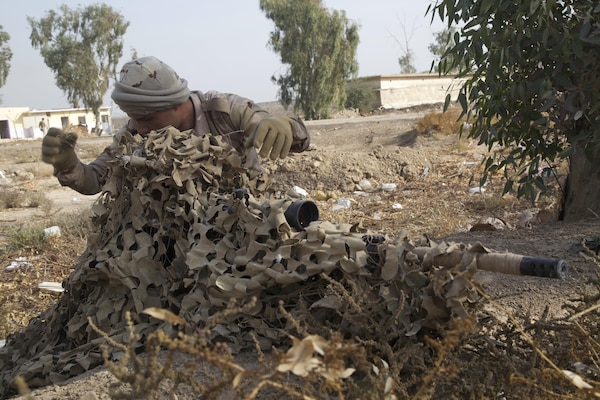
[0,0,446,113]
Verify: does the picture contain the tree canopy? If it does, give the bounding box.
[428,25,459,72]
[28,4,129,128]
[260,0,360,120]
[429,0,600,220]
[0,25,13,96]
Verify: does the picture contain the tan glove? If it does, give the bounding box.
[245,116,293,160]
[41,127,79,172]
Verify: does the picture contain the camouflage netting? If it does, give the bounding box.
[0,127,484,396]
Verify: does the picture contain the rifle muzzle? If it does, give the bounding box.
[285,200,319,231]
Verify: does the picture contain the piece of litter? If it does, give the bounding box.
[469,186,486,194]
[38,282,65,293]
[381,183,397,192]
[359,179,374,191]
[5,257,33,271]
[292,186,308,198]
[392,203,403,210]
[332,198,352,211]
[44,226,61,237]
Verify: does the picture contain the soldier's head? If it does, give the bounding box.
[111,56,193,135]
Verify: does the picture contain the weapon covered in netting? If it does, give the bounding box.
[0,126,566,396]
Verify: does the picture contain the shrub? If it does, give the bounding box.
[415,107,466,136]
[7,224,46,250]
[345,84,377,114]
[0,190,26,209]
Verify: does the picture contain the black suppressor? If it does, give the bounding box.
[519,256,568,279]
[284,200,320,231]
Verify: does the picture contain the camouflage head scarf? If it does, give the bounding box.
[111,56,191,115]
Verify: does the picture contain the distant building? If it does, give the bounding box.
[0,106,112,139]
[351,73,467,110]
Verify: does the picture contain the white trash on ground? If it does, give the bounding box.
[381,183,397,192]
[469,186,486,194]
[5,257,34,272]
[359,179,374,191]
[44,226,61,237]
[332,198,352,211]
[288,185,308,198]
[38,282,65,293]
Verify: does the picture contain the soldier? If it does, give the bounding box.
[38,117,47,134]
[40,56,310,195]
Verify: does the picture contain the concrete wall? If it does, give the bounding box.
[0,107,29,139]
[358,74,467,109]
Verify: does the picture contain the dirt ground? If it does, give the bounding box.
[0,105,598,399]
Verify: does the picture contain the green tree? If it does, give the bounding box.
[260,0,360,120]
[428,25,459,72]
[390,21,417,73]
[398,50,416,74]
[429,0,600,221]
[28,4,129,132]
[0,25,13,102]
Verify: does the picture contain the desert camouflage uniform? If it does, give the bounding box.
[55,90,310,195]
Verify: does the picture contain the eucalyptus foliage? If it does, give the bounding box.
[428,25,459,72]
[260,0,359,120]
[28,4,129,128]
[429,0,600,213]
[0,25,12,93]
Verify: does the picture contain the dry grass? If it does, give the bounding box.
[0,189,54,212]
[415,106,466,137]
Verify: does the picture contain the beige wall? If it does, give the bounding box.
[358,74,468,109]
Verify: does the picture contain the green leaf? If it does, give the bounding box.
[443,93,451,111]
[529,0,541,16]
[580,21,592,39]
[457,91,467,112]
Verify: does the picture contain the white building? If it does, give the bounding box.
[355,73,468,109]
[0,106,112,139]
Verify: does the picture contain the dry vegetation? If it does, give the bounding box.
[0,108,599,400]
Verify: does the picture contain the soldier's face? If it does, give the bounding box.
[127,108,178,136]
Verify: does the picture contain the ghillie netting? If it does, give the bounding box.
[0,127,484,396]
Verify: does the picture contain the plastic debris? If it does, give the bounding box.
[469,186,486,194]
[38,282,65,293]
[44,226,61,238]
[5,257,34,272]
[291,185,308,198]
[332,198,352,211]
[359,179,374,191]
[381,183,397,192]
[392,203,403,210]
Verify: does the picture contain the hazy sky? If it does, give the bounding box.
[1,0,445,111]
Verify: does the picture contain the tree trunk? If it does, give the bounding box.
[94,110,102,136]
[561,143,600,221]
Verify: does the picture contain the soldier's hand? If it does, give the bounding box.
[245,116,293,160]
[41,128,79,171]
